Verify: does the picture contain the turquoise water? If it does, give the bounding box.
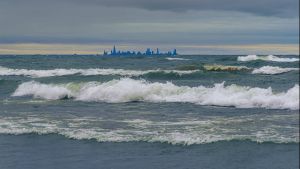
[0,54,299,168]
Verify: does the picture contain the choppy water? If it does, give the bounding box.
[0,54,299,169]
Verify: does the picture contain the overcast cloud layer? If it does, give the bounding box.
[75,0,299,17]
[0,0,299,54]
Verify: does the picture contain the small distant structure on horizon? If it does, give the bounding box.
[103,45,177,56]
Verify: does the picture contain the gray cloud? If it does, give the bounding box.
[69,0,298,17]
[0,0,298,46]
[2,0,298,17]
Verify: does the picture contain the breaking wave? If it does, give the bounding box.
[237,55,299,62]
[0,66,198,78]
[252,66,299,75]
[12,78,299,110]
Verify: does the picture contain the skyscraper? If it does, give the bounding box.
[112,45,117,55]
[173,49,177,56]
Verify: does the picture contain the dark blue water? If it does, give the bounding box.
[0,54,299,169]
[0,135,299,169]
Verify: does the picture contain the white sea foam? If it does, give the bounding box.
[0,114,298,145]
[12,78,299,110]
[237,55,299,62]
[12,81,74,100]
[166,57,190,61]
[252,66,299,75]
[0,66,198,78]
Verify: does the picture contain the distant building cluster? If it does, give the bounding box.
[103,46,177,56]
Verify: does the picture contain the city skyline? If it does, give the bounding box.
[103,45,177,56]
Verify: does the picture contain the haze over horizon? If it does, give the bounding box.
[0,0,299,54]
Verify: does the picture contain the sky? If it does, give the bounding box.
[0,0,299,54]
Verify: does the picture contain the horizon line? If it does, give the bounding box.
[0,43,299,55]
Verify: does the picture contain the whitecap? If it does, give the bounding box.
[12,78,299,110]
[237,55,299,62]
[0,66,198,78]
[252,66,299,75]
[166,57,190,61]
[12,81,74,100]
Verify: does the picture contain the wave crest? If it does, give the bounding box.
[252,66,299,75]
[12,81,74,100]
[166,57,190,61]
[237,55,299,62]
[203,64,250,71]
[12,78,299,110]
[0,66,198,78]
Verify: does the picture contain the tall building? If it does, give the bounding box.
[173,49,177,56]
[145,48,152,55]
[112,45,117,55]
